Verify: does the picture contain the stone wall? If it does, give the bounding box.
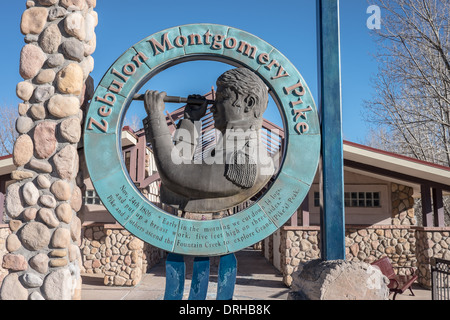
[281,225,417,286]
[281,227,320,286]
[0,0,97,300]
[80,224,164,286]
[391,183,416,225]
[0,226,11,283]
[346,226,416,275]
[280,182,419,286]
[415,227,450,288]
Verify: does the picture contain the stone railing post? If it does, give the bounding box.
[0,0,97,300]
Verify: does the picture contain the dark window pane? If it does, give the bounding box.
[314,192,320,207]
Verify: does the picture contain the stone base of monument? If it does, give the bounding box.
[288,259,390,300]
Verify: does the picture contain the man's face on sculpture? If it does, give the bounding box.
[211,84,258,133]
[211,85,236,132]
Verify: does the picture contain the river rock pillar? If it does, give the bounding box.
[0,0,97,300]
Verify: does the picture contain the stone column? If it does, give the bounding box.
[0,0,97,300]
[415,228,450,288]
[391,183,416,225]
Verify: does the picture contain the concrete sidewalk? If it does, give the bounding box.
[81,248,290,300]
[80,248,431,300]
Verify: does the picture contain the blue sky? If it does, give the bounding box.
[0,0,380,143]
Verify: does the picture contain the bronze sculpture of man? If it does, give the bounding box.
[143,68,275,213]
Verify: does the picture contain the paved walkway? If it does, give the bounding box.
[81,248,290,300]
[392,283,431,300]
[81,248,431,300]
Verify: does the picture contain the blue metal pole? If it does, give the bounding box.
[316,0,346,260]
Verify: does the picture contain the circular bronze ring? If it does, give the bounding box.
[84,24,320,256]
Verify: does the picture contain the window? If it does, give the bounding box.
[309,184,389,225]
[314,192,320,207]
[314,191,381,208]
[84,190,102,205]
[345,192,380,207]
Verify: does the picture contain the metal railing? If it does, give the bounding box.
[432,258,450,300]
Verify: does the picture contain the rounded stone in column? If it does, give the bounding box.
[36,174,51,189]
[29,160,53,175]
[40,194,57,208]
[64,12,86,41]
[34,121,57,159]
[35,69,56,84]
[60,117,81,143]
[56,203,73,223]
[39,24,62,54]
[22,272,44,288]
[16,116,34,134]
[47,53,65,68]
[18,102,30,116]
[51,227,71,248]
[20,221,51,251]
[13,134,33,167]
[33,84,55,103]
[6,182,24,219]
[50,180,72,201]
[38,208,60,228]
[61,38,85,62]
[9,220,22,232]
[23,181,39,206]
[47,94,80,118]
[29,252,49,274]
[19,44,46,79]
[2,254,28,271]
[6,234,22,252]
[53,145,79,180]
[42,268,72,300]
[56,63,84,95]
[0,273,28,300]
[23,207,38,221]
[70,186,82,211]
[30,104,46,120]
[16,81,34,101]
[20,7,48,35]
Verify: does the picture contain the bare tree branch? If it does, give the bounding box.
[364,0,450,167]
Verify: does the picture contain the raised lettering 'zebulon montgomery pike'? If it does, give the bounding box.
[143,68,276,213]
